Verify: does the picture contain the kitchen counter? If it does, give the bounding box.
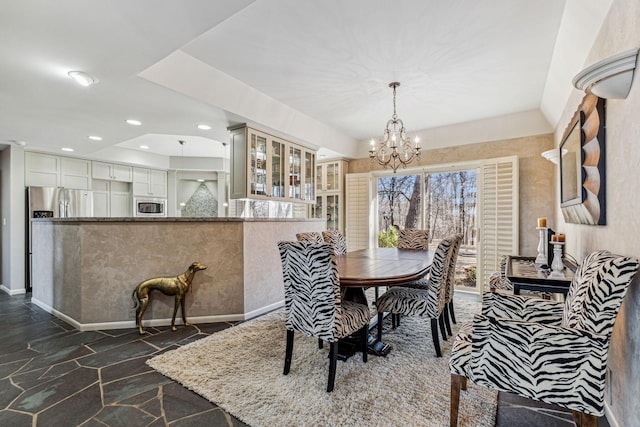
[30,218,325,331]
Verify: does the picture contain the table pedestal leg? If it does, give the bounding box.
[340,287,392,358]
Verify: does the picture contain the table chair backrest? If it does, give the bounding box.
[322,230,347,255]
[397,229,429,250]
[278,241,342,342]
[296,232,324,244]
[424,237,453,315]
[444,234,463,303]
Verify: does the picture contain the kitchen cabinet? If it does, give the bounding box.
[25,152,91,189]
[25,152,60,187]
[229,125,316,203]
[92,161,133,182]
[93,180,132,217]
[61,157,91,190]
[133,168,167,197]
[313,160,348,232]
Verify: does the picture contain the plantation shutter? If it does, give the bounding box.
[345,173,372,251]
[478,156,519,293]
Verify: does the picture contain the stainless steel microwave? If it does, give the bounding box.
[134,198,167,217]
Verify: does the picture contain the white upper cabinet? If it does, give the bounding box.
[60,157,91,190]
[92,162,133,182]
[25,152,91,189]
[132,167,167,197]
[25,152,60,187]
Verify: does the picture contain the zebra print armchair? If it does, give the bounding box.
[278,241,370,392]
[375,237,454,357]
[449,250,639,427]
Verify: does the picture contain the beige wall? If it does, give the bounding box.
[349,133,556,255]
[553,0,640,425]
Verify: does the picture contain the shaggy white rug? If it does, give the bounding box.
[147,299,496,427]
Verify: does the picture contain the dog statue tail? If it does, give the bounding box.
[131,289,140,310]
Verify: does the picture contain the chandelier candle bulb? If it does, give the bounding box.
[537,217,547,228]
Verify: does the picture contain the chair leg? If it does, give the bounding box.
[318,339,323,349]
[391,313,396,329]
[439,313,448,341]
[443,305,452,337]
[284,329,294,375]
[327,341,338,392]
[377,312,384,342]
[450,374,463,427]
[395,313,401,327]
[430,318,442,357]
[360,325,368,363]
[572,411,598,427]
[449,300,457,324]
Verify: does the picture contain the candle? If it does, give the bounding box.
[557,234,565,242]
[551,234,558,242]
[537,217,547,228]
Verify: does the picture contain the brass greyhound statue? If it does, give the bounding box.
[131,262,207,334]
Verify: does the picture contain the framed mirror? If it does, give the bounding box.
[559,94,606,225]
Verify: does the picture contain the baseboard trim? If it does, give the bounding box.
[1,285,27,296]
[604,401,619,427]
[30,296,268,331]
[243,300,284,320]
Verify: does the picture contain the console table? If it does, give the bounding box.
[506,255,574,296]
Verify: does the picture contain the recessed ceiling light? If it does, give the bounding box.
[88,135,102,141]
[197,179,205,182]
[61,147,74,152]
[68,71,98,87]
[139,145,149,149]
[126,119,142,126]
[197,124,211,130]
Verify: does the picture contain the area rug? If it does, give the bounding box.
[147,299,496,427]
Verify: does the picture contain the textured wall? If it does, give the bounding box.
[349,134,556,255]
[553,0,640,425]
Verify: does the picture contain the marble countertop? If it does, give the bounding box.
[31,217,326,223]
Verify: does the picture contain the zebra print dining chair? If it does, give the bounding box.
[295,232,324,244]
[374,236,455,357]
[488,254,513,292]
[449,250,639,427]
[397,229,429,250]
[322,230,348,255]
[442,234,462,336]
[278,241,370,392]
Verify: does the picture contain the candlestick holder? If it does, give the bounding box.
[548,241,566,279]
[535,227,547,265]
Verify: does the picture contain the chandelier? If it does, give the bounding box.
[369,82,421,173]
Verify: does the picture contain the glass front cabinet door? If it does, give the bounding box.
[229,125,316,204]
[315,160,348,232]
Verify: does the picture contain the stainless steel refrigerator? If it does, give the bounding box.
[25,187,94,291]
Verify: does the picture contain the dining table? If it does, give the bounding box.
[335,247,434,358]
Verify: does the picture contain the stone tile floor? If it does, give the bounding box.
[0,292,610,426]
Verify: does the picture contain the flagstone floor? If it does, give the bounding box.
[0,292,609,427]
